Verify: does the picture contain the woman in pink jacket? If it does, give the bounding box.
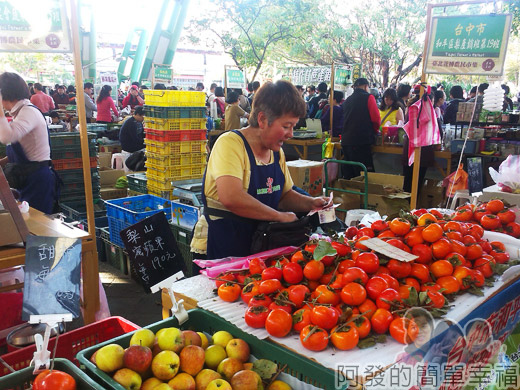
[96,85,119,123]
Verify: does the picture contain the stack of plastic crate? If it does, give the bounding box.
[50,132,102,219]
[143,90,207,199]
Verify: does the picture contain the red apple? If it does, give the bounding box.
[123,345,152,375]
[182,330,202,347]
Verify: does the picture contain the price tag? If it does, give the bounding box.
[362,238,419,262]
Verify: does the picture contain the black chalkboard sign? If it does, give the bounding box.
[120,212,186,293]
[467,157,484,196]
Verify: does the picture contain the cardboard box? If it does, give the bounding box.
[286,160,324,196]
[334,173,411,216]
[99,167,126,187]
[100,187,128,200]
[98,152,112,169]
[0,212,22,246]
[418,179,445,209]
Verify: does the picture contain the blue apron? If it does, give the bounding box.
[5,107,57,214]
[202,130,285,259]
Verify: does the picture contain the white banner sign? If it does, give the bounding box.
[0,0,71,53]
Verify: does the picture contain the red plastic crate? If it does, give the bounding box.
[0,316,139,377]
[53,157,97,170]
[145,128,206,142]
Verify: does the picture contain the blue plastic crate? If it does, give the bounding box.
[105,195,172,225]
[107,216,127,247]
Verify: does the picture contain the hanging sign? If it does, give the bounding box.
[289,64,361,86]
[226,68,246,89]
[154,66,173,84]
[22,236,82,320]
[0,0,71,53]
[467,157,484,196]
[425,14,512,76]
[120,212,186,293]
[334,67,352,89]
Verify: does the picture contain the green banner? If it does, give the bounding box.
[334,68,352,87]
[226,68,245,89]
[154,67,172,83]
[426,14,512,76]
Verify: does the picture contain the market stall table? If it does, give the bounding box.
[0,207,99,323]
[283,138,327,160]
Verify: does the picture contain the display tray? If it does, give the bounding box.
[0,358,104,390]
[77,308,334,390]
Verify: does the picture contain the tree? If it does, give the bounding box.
[186,0,312,81]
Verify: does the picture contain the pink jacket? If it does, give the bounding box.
[96,97,118,122]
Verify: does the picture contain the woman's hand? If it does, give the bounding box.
[311,196,331,210]
[276,211,298,223]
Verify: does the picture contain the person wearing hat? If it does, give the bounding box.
[122,85,145,110]
[340,77,381,179]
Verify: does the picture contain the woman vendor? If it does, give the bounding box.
[201,80,329,260]
[0,72,57,213]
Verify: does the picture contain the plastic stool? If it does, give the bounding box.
[449,190,480,210]
[111,153,124,170]
[345,209,377,226]
[120,150,132,173]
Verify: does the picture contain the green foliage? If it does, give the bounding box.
[0,52,73,84]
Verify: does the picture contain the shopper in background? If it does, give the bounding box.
[83,82,96,123]
[397,83,412,114]
[443,85,465,125]
[433,90,446,127]
[207,83,217,106]
[119,106,145,153]
[96,85,119,124]
[214,86,226,118]
[306,85,316,102]
[341,77,381,179]
[224,91,249,131]
[67,85,76,104]
[248,81,261,104]
[196,82,205,92]
[468,83,488,103]
[122,85,144,110]
[466,86,477,101]
[53,85,69,106]
[0,72,58,213]
[48,111,68,131]
[502,84,514,111]
[320,90,344,138]
[235,88,251,113]
[307,82,327,118]
[378,88,404,126]
[201,80,329,259]
[30,83,55,115]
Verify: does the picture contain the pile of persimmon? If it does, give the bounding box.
[449,199,519,238]
[215,209,515,352]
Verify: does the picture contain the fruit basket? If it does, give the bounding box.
[0,317,140,377]
[0,358,104,390]
[77,308,336,390]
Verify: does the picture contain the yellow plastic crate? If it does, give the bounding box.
[147,177,174,191]
[145,118,206,131]
[190,164,206,178]
[146,164,192,180]
[191,153,207,165]
[146,152,191,167]
[143,90,206,107]
[144,139,207,156]
[147,187,172,200]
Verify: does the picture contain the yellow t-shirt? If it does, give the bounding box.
[224,104,245,131]
[379,107,399,126]
[204,131,294,203]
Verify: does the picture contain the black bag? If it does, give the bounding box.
[3,161,49,189]
[250,216,312,254]
[125,151,146,171]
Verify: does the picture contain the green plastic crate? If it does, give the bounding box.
[77,308,337,390]
[169,223,193,277]
[50,132,96,147]
[52,146,97,160]
[0,358,104,390]
[104,239,128,274]
[126,173,147,194]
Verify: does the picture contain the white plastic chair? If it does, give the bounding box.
[111,153,124,170]
[449,189,480,209]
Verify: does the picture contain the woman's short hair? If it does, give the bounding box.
[397,83,412,99]
[134,106,145,116]
[449,85,464,99]
[214,87,224,97]
[249,80,306,127]
[0,72,30,101]
[226,91,239,104]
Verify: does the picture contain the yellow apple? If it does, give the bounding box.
[112,368,142,390]
[198,332,210,349]
[153,384,173,390]
[157,327,185,353]
[206,378,232,390]
[195,369,221,390]
[231,370,264,390]
[95,344,125,372]
[204,345,227,370]
[216,357,243,382]
[129,329,155,349]
[225,339,250,363]
[212,331,233,348]
[151,350,180,380]
[141,377,163,390]
[267,380,292,390]
[168,372,196,390]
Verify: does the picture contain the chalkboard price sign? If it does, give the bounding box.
[467,157,484,196]
[120,212,186,293]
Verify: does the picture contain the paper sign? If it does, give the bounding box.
[362,238,419,262]
[171,201,200,230]
[22,236,82,320]
[120,212,186,293]
[226,68,246,89]
[467,157,484,196]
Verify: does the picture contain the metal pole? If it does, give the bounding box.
[329,63,335,138]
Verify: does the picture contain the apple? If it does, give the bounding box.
[180,345,205,376]
[206,378,232,390]
[195,369,221,390]
[141,377,163,390]
[243,362,253,370]
[231,370,264,390]
[217,357,244,381]
[151,350,180,380]
[95,344,125,372]
[225,339,250,363]
[129,329,155,349]
[198,332,210,349]
[152,339,162,356]
[113,368,142,390]
[153,384,174,390]
[168,372,196,390]
[157,327,185,353]
[90,350,98,365]
[212,331,233,348]
[267,380,292,390]
[123,345,152,374]
[183,330,202,346]
[204,345,227,370]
